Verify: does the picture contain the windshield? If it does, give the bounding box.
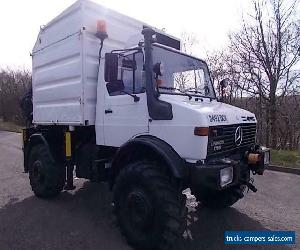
[152,44,215,98]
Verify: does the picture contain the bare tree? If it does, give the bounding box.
[228,0,300,147]
[0,68,31,124]
[180,31,198,55]
[174,32,199,90]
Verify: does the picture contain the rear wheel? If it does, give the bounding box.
[28,144,65,198]
[113,161,187,250]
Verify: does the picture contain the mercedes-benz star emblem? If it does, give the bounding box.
[235,126,243,146]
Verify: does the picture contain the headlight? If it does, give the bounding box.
[260,146,270,165]
[220,167,233,187]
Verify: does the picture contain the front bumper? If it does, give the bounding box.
[188,147,270,190]
[189,160,245,190]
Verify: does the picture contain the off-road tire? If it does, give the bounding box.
[28,144,65,198]
[192,185,245,209]
[113,161,187,250]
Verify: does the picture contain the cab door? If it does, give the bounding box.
[103,51,149,146]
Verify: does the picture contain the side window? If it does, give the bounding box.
[107,52,145,96]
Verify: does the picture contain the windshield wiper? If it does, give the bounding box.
[184,86,214,100]
[158,86,192,100]
[184,87,204,94]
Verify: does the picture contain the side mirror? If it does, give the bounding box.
[105,53,118,82]
[153,62,164,76]
[106,80,124,94]
[220,78,229,89]
[219,78,229,102]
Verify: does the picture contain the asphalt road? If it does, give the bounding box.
[0,130,299,250]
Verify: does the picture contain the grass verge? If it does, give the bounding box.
[0,121,22,133]
[270,149,300,169]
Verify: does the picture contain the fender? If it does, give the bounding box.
[24,133,56,173]
[111,135,185,179]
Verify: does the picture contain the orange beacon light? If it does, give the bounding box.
[96,20,108,40]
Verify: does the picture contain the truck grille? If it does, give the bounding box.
[207,123,256,157]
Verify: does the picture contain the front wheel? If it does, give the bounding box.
[113,161,187,250]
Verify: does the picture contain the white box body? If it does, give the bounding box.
[32,0,148,125]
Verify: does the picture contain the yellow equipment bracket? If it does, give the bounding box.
[65,132,72,158]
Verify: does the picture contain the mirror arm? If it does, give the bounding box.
[121,91,140,102]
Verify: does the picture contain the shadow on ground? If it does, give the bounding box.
[178,206,292,250]
[0,182,292,250]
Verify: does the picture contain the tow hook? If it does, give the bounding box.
[241,179,257,193]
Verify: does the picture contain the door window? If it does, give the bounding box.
[107,52,145,96]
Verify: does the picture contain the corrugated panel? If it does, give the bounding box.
[33,33,84,124]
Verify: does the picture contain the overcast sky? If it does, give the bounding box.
[0,0,251,69]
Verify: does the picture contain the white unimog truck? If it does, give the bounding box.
[22,0,270,249]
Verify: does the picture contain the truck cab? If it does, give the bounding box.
[22,1,270,249]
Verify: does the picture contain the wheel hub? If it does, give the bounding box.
[125,189,153,229]
[32,160,45,184]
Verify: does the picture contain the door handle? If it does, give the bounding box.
[105,109,113,114]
